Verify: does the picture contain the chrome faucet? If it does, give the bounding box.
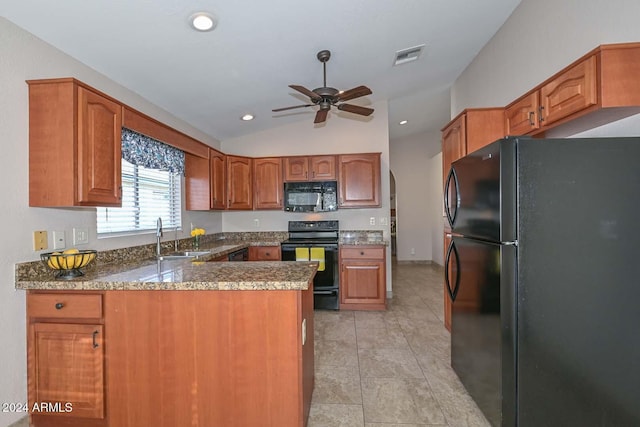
[174,226,179,252]
[156,217,163,258]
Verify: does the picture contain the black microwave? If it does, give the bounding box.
[284,181,338,212]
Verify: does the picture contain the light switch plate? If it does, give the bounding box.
[33,231,47,251]
[73,227,89,245]
[52,231,66,250]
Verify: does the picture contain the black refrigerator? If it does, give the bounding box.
[444,136,640,427]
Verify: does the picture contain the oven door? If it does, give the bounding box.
[281,243,339,310]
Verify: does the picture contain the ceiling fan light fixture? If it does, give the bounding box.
[240,114,254,121]
[190,12,217,32]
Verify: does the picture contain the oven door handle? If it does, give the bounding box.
[314,290,338,295]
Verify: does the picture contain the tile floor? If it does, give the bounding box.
[307,262,490,427]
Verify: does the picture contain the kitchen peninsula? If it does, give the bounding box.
[16,250,317,427]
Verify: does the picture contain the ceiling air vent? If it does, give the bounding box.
[393,44,426,66]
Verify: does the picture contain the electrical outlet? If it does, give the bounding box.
[52,231,66,250]
[369,217,376,225]
[411,248,416,255]
[33,231,48,251]
[253,219,260,228]
[73,227,89,245]
[379,217,388,225]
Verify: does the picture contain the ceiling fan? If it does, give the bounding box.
[272,50,374,124]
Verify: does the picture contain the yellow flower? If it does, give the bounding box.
[190,228,205,237]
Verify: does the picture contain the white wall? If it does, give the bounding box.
[388,130,441,262]
[0,18,224,425]
[452,0,640,115]
[221,102,393,291]
[429,152,445,266]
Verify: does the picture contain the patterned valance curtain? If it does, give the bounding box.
[121,128,185,175]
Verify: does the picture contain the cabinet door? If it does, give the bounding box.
[253,158,283,210]
[338,153,381,208]
[210,149,226,210]
[340,260,385,305]
[29,323,104,419]
[77,87,122,206]
[184,153,210,211]
[227,155,253,210]
[441,115,466,198]
[540,55,597,126]
[309,155,336,180]
[283,157,309,181]
[504,92,540,136]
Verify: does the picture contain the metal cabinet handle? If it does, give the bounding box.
[538,105,545,122]
[55,302,64,310]
[360,251,365,256]
[528,111,535,126]
[92,330,99,348]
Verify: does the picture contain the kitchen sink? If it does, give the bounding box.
[157,250,211,260]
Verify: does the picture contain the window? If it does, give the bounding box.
[97,159,181,235]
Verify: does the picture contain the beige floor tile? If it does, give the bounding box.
[309,263,490,427]
[315,339,359,367]
[356,326,410,350]
[358,348,424,379]
[361,377,446,425]
[312,364,363,405]
[308,404,365,427]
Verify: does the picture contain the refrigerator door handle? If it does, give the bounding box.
[444,167,460,227]
[444,238,461,302]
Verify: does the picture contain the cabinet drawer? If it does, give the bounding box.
[249,246,281,261]
[341,247,385,259]
[28,293,103,319]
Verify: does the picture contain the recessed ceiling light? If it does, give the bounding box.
[241,114,254,121]
[190,12,216,32]
[399,120,408,125]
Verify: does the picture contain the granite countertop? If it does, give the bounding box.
[16,240,317,291]
[15,230,388,291]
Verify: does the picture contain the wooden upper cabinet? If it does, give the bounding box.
[185,148,226,211]
[441,114,466,188]
[28,78,122,207]
[226,155,253,210]
[505,92,540,136]
[210,149,226,210]
[505,43,640,136]
[309,155,337,180]
[441,108,504,190]
[253,157,283,210]
[284,155,336,181]
[338,153,381,208]
[540,55,597,126]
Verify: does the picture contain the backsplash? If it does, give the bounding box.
[15,230,384,281]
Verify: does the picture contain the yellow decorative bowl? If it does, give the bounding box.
[41,250,97,279]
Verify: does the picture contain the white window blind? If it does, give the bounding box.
[97,159,181,236]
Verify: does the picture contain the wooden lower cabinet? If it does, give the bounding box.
[339,246,386,310]
[249,245,282,261]
[27,289,314,427]
[27,292,106,427]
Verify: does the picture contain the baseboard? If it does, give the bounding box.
[395,260,433,265]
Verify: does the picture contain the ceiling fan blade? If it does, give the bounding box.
[272,104,313,112]
[338,85,372,102]
[337,103,374,116]
[314,109,329,124]
[289,85,321,101]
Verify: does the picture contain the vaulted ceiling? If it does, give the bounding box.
[1,0,521,141]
